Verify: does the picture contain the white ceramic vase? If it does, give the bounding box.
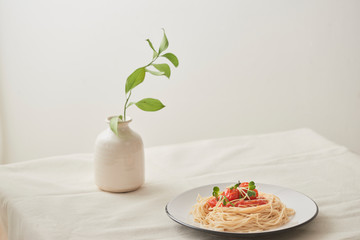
[94,117,144,192]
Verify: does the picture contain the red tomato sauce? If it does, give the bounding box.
[207,183,268,208]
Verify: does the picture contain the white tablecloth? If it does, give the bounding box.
[0,129,359,240]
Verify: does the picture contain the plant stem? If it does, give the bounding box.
[122,54,159,120]
[145,54,159,67]
[123,91,132,121]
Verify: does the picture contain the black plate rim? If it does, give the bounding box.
[165,182,319,237]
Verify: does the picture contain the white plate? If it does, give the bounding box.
[165,182,318,237]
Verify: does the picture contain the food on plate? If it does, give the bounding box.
[191,181,295,232]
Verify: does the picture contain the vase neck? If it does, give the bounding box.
[106,116,132,130]
[116,121,131,130]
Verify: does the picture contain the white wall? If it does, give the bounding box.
[0,0,359,163]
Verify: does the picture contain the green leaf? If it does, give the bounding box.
[146,39,158,59]
[158,28,169,54]
[135,98,165,111]
[145,68,164,76]
[247,190,256,197]
[152,63,171,78]
[161,53,179,67]
[212,186,220,198]
[125,67,146,94]
[126,102,135,108]
[249,181,256,190]
[110,116,120,135]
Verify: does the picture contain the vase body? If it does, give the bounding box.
[94,117,144,192]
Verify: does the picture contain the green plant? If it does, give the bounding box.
[110,29,179,135]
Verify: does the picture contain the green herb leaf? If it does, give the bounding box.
[212,186,220,198]
[247,190,256,198]
[158,28,169,54]
[161,53,179,67]
[110,116,120,135]
[125,67,146,94]
[152,63,171,78]
[249,181,256,190]
[135,98,165,111]
[145,68,164,76]
[146,39,158,59]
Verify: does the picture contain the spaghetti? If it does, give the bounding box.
[191,181,295,232]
